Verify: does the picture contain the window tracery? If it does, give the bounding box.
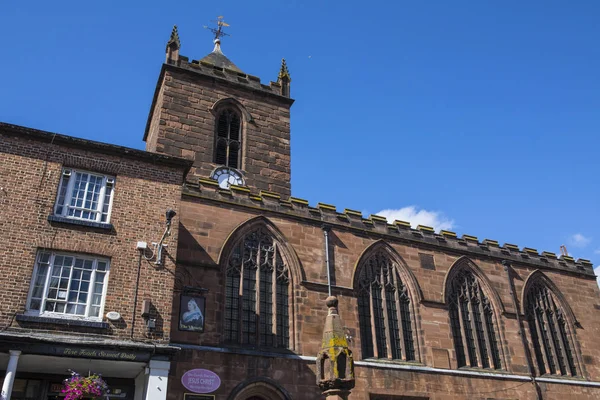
[225,226,289,348]
[215,108,242,168]
[526,281,578,376]
[357,250,415,361]
[448,269,501,369]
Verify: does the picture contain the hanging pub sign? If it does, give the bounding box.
[179,293,206,332]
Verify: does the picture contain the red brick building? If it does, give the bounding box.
[0,123,192,400]
[1,24,600,400]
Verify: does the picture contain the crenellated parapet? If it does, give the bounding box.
[161,24,292,102]
[164,49,293,103]
[186,177,595,277]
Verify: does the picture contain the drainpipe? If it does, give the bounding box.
[322,225,332,297]
[502,260,543,400]
[131,252,143,339]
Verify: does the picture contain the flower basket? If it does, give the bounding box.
[63,370,109,400]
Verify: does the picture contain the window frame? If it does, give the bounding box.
[526,282,579,377]
[357,250,416,362]
[223,227,291,350]
[53,168,115,224]
[25,250,110,322]
[447,269,502,370]
[213,108,243,169]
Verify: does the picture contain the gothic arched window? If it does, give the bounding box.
[224,226,289,348]
[525,281,578,377]
[214,109,242,168]
[357,250,415,361]
[448,270,502,369]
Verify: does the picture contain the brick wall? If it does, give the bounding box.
[145,66,293,196]
[0,130,187,342]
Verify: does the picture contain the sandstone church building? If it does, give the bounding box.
[0,22,599,400]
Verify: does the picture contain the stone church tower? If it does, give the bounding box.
[144,25,294,197]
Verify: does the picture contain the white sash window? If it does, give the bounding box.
[54,169,115,223]
[27,251,110,320]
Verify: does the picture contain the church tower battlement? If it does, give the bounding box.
[144,21,294,196]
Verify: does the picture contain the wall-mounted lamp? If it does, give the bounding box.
[138,208,177,266]
[154,208,176,265]
[165,209,176,225]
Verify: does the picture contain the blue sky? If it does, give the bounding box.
[1,1,599,284]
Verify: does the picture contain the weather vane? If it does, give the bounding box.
[204,16,230,41]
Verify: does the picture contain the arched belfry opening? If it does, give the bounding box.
[214,108,242,168]
[209,98,254,172]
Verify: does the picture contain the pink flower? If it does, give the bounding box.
[63,371,109,400]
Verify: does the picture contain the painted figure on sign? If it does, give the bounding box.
[182,298,204,326]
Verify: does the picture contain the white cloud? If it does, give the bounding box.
[595,266,600,290]
[376,206,455,232]
[594,249,600,255]
[568,233,591,248]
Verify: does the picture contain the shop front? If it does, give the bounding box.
[6,374,134,400]
[0,332,177,400]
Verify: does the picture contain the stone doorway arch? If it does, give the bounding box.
[227,377,292,400]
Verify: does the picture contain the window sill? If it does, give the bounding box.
[457,366,507,373]
[16,314,109,329]
[221,343,293,355]
[538,373,584,380]
[361,358,424,366]
[47,215,113,230]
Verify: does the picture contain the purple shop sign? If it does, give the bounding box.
[181,369,221,394]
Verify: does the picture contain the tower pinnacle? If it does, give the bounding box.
[167,25,181,50]
[277,58,291,97]
[165,25,181,63]
[278,58,291,82]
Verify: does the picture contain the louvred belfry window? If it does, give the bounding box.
[448,270,502,369]
[526,282,578,377]
[224,227,290,348]
[214,109,241,168]
[357,251,415,361]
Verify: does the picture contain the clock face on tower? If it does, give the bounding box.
[211,167,245,189]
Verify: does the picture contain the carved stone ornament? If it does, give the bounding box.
[316,296,355,399]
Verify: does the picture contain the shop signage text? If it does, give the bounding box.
[11,343,152,362]
[61,347,139,361]
[181,369,221,394]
